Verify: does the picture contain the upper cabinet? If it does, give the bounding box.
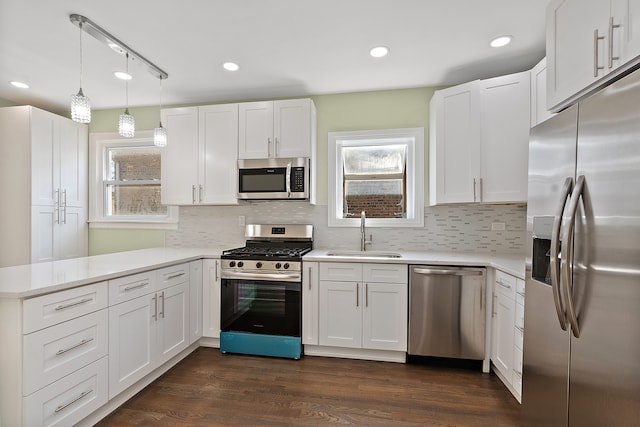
[161,104,238,205]
[530,57,555,127]
[238,99,316,159]
[547,0,640,111]
[429,71,530,205]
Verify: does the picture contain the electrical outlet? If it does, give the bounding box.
[238,215,245,226]
[491,222,506,231]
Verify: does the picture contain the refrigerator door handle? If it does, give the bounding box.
[551,177,573,330]
[561,175,585,338]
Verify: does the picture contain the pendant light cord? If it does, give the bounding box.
[125,53,129,113]
[78,22,84,91]
[159,76,163,127]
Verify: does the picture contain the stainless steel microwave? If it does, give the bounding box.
[237,157,310,200]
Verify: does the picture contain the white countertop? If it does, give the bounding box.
[0,247,525,299]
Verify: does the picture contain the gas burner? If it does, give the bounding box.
[221,224,313,262]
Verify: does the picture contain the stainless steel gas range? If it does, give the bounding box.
[219,224,313,359]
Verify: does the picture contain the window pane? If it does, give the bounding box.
[106,183,167,216]
[342,144,406,175]
[108,148,162,181]
[344,179,405,218]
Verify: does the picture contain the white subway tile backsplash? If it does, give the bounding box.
[165,202,526,254]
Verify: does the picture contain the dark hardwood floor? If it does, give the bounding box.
[97,347,521,426]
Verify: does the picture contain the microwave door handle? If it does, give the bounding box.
[286,162,292,197]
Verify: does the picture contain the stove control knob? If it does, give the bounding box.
[275,263,282,269]
[283,263,290,270]
[229,261,236,268]
[237,261,244,268]
[256,262,263,268]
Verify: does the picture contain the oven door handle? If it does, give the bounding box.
[222,271,301,282]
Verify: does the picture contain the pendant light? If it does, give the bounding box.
[118,53,135,138]
[153,76,167,147]
[70,21,91,123]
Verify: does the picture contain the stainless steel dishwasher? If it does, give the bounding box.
[408,265,486,360]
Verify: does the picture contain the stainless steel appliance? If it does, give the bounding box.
[237,157,310,200]
[220,224,313,359]
[523,69,640,425]
[408,265,486,361]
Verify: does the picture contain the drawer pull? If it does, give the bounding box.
[124,282,149,292]
[56,338,94,356]
[54,298,93,311]
[497,279,512,289]
[515,325,524,333]
[516,291,525,297]
[166,272,185,280]
[513,369,523,378]
[54,389,92,413]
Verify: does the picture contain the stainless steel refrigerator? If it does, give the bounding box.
[523,68,640,426]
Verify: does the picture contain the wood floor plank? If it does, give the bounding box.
[96,347,521,426]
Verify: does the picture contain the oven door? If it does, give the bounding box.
[221,276,301,337]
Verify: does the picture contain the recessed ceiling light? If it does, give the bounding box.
[490,35,513,48]
[369,46,389,58]
[10,81,29,89]
[223,62,239,71]
[114,71,133,80]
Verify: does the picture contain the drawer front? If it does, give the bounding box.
[516,278,525,305]
[23,282,108,334]
[23,356,108,427]
[157,263,190,289]
[494,270,517,300]
[23,309,109,395]
[363,263,408,283]
[513,346,523,392]
[319,262,362,282]
[515,301,525,349]
[109,271,156,305]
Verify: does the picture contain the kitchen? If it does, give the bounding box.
[1,1,639,426]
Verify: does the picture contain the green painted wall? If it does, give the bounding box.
[88,87,438,255]
[0,98,18,107]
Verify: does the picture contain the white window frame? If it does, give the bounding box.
[89,131,178,229]
[328,127,424,228]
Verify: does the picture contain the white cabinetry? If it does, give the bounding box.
[547,0,640,111]
[491,269,525,402]
[161,104,238,205]
[318,263,408,356]
[202,259,221,343]
[238,99,316,159]
[189,260,203,344]
[530,57,554,127]
[429,71,530,205]
[302,261,319,345]
[0,105,88,267]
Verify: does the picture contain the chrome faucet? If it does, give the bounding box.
[360,211,373,251]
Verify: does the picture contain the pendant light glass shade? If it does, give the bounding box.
[153,76,167,147]
[71,22,91,123]
[118,54,135,137]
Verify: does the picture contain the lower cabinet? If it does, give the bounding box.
[189,260,203,344]
[302,261,319,345]
[317,262,408,353]
[202,259,221,340]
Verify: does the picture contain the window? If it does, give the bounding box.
[90,132,178,229]
[328,128,424,227]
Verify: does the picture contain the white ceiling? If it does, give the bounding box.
[0,0,548,114]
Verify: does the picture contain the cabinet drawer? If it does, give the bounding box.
[109,271,156,305]
[23,309,108,396]
[319,263,362,282]
[23,282,108,334]
[516,278,525,305]
[23,356,108,427]
[494,270,517,300]
[363,264,407,283]
[513,346,523,391]
[157,263,190,289]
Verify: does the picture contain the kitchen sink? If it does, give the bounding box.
[325,250,402,258]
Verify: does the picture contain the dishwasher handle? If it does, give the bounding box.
[412,267,484,276]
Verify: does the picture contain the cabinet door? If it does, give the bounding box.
[202,259,221,338]
[429,80,481,204]
[547,0,610,111]
[56,206,87,260]
[492,291,515,383]
[199,104,239,204]
[161,107,199,205]
[31,205,56,263]
[238,101,273,159]
[480,71,530,203]
[273,99,312,158]
[157,282,189,365]
[318,281,362,348]
[30,107,57,206]
[189,260,203,344]
[613,0,640,63]
[362,282,407,351]
[530,57,554,127]
[302,262,319,345]
[58,117,87,208]
[108,294,156,398]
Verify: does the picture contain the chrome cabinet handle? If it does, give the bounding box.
[152,294,158,320]
[275,137,279,156]
[56,338,94,356]
[479,178,483,202]
[160,291,165,318]
[594,29,605,77]
[167,272,185,280]
[215,260,220,281]
[365,283,369,307]
[55,297,92,311]
[473,178,477,202]
[609,17,621,69]
[496,279,512,289]
[561,175,585,338]
[192,185,196,204]
[286,162,292,197]
[414,267,483,276]
[199,184,203,202]
[267,138,272,157]
[492,293,497,317]
[62,189,67,224]
[550,177,573,330]
[54,189,60,224]
[308,266,312,290]
[124,281,149,292]
[54,389,92,413]
[356,283,359,307]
